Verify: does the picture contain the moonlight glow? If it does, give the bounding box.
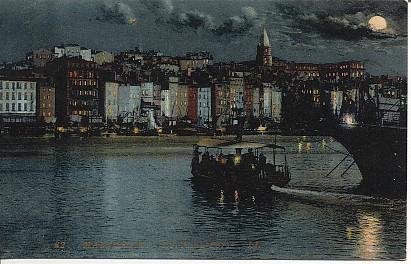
[368,16,387,31]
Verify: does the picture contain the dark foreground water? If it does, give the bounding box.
[0,135,406,259]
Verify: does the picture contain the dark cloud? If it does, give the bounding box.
[140,0,173,20]
[213,6,261,36]
[275,2,405,41]
[170,10,215,30]
[96,2,137,25]
[0,0,406,75]
[167,6,262,36]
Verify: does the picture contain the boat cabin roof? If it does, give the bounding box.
[194,138,285,150]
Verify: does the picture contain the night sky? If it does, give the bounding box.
[0,0,407,75]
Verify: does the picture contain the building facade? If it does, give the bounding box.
[104,82,120,123]
[118,85,141,123]
[0,79,37,123]
[49,57,100,124]
[36,79,56,123]
[197,86,212,127]
[33,48,53,68]
[93,51,115,65]
[187,85,198,123]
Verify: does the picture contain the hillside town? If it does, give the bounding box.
[0,29,407,136]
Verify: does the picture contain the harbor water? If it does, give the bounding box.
[0,135,406,259]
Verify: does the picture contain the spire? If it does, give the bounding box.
[260,28,270,47]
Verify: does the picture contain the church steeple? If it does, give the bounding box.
[261,28,270,47]
[256,28,272,66]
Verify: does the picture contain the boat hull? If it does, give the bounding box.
[334,125,406,198]
[190,166,290,194]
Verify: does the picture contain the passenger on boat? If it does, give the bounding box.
[241,148,256,176]
[217,152,225,165]
[225,154,235,181]
[258,152,266,178]
[210,155,218,174]
[191,147,201,172]
[200,151,210,174]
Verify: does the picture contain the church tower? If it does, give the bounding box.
[256,28,272,66]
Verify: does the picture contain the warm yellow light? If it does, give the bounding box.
[234,190,239,203]
[343,114,355,125]
[128,18,138,25]
[368,16,387,31]
[234,155,241,165]
[218,190,225,204]
[257,126,267,132]
[298,142,303,153]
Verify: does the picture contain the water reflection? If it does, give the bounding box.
[355,211,384,259]
[0,137,405,259]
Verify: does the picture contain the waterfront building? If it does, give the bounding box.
[329,90,344,117]
[244,83,254,118]
[229,71,245,116]
[321,61,365,82]
[104,82,120,123]
[48,57,100,124]
[141,82,161,123]
[256,28,272,67]
[175,82,188,119]
[53,44,93,61]
[141,82,155,105]
[262,83,282,122]
[92,51,114,65]
[263,83,272,118]
[159,63,180,73]
[104,82,142,124]
[197,86,212,127]
[36,78,56,124]
[32,48,53,68]
[213,82,230,126]
[0,78,37,123]
[287,62,320,80]
[179,52,213,71]
[271,85,282,123]
[160,76,178,119]
[153,84,162,119]
[118,84,141,124]
[187,85,198,123]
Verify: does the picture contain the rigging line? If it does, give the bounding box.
[325,154,350,178]
[324,144,351,156]
[340,161,356,177]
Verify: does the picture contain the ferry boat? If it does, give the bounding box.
[190,138,291,194]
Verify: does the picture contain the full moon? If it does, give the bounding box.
[368,16,387,31]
